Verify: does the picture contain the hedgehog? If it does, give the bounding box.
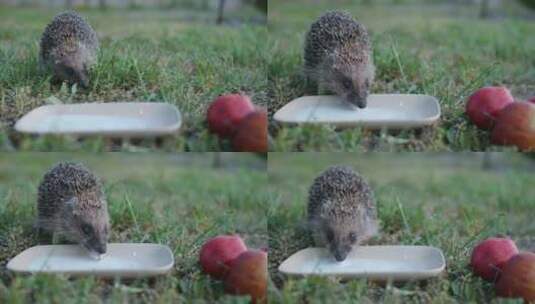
[37,162,109,258]
[39,11,99,89]
[307,166,378,262]
[304,11,375,109]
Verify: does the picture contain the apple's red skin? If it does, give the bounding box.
[466,87,514,130]
[470,238,518,282]
[232,108,268,152]
[199,235,248,279]
[491,102,535,151]
[207,94,255,139]
[528,97,535,105]
[224,249,268,304]
[496,252,535,301]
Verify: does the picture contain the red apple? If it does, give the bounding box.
[199,235,248,279]
[470,237,518,282]
[495,252,535,302]
[466,86,514,130]
[231,108,268,152]
[491,102,535,151]
[224,249,267,304]
[207,94,255,139]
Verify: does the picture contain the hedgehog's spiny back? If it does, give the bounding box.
[37,162,103,220]
[308,166,375,221]
[40,11,99,63]
[304,11,370,71]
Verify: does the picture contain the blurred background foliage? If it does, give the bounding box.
[0,0,265,10]
[0,0,267,24]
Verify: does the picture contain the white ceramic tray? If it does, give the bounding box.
[7,243,174,278]
[15,102,181,137]
[278,246,445,280]
[274,95,440,128]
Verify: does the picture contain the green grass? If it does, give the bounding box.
[0,153,268,303]
[268,0,535,151]
[268,153,535,303]
[0,7,267,152]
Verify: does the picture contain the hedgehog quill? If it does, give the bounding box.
[304,11,375,109]
[37,162,110,259]
[40,11,99,89]
[308,166,378,262]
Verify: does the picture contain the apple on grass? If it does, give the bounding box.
[495,252,535,302]
[199,235,248,279]
[224,249,268,304]
[470,237,518,282]
[207,94,255,139]
[231,108,268,152]
[466,86,514,130]
[491,102,535,151]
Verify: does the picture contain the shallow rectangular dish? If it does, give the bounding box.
[274,95,440,128]
[7,243,174,278]
[278,246,445,280]
[15,102,181,137]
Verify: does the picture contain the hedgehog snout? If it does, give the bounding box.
[93,241,106,254]
[84,236,107,255]
[78,72,89,89]
[328,236,352,262]
[70,67,89,89]
[331,243,351,262]
[346,92,367,109]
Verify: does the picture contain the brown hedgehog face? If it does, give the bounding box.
[54,55,89,89]
[323,53,374,109]
[62,196,109,256]
[331,65,371,109]
[77,210,109,255]
[321,219,360,262]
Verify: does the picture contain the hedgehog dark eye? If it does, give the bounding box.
[349,232,357,243]
[81,223,93,235]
